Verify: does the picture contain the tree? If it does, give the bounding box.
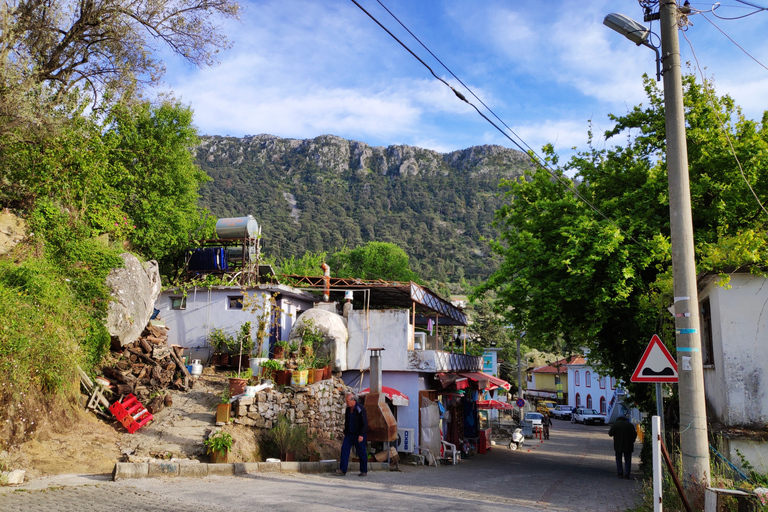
[329,241,420,282]
[1,0,239,99]
[478,74,768,400]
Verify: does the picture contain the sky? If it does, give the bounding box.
[157,0,768,158]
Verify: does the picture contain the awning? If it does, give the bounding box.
[459,371,512,391]
[435,372,469,390]
[359,386,409,406]
[477,399,515,410]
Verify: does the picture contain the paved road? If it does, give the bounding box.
[0,419,641,512]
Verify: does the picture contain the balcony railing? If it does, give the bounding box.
[407,350,482,372]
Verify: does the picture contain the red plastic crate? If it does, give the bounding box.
[109,394,153,433]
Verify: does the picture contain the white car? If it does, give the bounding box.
[571,408,606,425]
[552,405,574,420]
[523,411,544,427]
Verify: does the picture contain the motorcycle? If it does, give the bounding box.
[508,428,524,451]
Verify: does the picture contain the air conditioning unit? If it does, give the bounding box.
[413,332,426,350]
[396,428,415,453]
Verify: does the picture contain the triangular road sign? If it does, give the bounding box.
[631,334,678,383]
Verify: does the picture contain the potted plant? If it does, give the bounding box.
[291,360,309,386]
[216,388,232,424]
[204,430,234,464]
[208,327,233,367]
[260,359,283,382]
[298,318,325,356]
[289,341,300,358]
[311,356,328,383]
[268,415,308,461]
[274,340,290,360]
[235,321,255,370]
[227,369,251,396]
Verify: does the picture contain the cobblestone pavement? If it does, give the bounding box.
[0,419,642,512]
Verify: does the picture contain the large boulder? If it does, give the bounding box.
[289,308,348,371]
[106,253,162,346]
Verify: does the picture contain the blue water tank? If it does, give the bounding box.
[216,215,259,239]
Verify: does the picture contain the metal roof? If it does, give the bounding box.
[281,275,467,326]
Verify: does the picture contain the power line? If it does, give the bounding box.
[680,29,768,217]
[350,0,644,246]
[692,9,768,71]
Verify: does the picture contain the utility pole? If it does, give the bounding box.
[658,0,710,488]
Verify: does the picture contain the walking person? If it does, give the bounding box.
[609,415,637,479]
[542,412,551,440]
[336,392,369,477]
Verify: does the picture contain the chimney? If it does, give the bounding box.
[363,348,397,442]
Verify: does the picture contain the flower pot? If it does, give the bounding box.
[210,449,228,464]
[273,346,285,359]
[313,368,324,383]
[228,377,248,396]
[218,354,230,367]
[275,370,290,386]
[300,346,313,357]
[216,403,231,424]
[291,369,308,386]
[323,365,332,380]
[284,452,295,462]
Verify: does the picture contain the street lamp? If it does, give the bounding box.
[603,13,660,81]
[603,4,710,492]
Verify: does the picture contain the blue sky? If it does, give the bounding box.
[157,0,768,157]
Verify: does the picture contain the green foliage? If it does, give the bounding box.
[204,430,234,454]
[296,318,325,350]
[478,74,768,402]
[329,241,420,282]
[267,414,310,460]
[278,251,327,276]
[208,327,234,354]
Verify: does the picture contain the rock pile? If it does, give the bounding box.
[231,379,347,437]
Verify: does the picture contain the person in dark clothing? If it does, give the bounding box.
[542,412,551,440]
[609,415,637,479]
[336,392,368,477]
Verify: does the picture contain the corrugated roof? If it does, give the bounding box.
[531,355,585,374]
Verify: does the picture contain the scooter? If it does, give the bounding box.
[509,428,524,451]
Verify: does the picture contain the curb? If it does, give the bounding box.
[112,461,389,481]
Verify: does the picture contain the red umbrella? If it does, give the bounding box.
[359,386,409,406]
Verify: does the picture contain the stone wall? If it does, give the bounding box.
[231,379,349,437]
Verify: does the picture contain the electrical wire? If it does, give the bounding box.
[680,29,768,217]
[694,9,768,71]
[703,1,768,19]
[350,0,644,246]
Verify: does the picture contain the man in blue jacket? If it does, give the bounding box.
[336,392,368,476]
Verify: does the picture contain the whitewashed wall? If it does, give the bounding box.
[346,309,411,371]
[701,273,768,426]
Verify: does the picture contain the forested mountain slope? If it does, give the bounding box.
[195,134,533,284]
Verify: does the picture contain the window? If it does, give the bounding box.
[586,394,593,409]
[170,296,186,310]
[700,297,715,366]
[575,393,581,407]
[611,377,616,389]
[574,370,580,386]
[599,376,605,389]
[228,296,244,310]
[585,371,591,387]
[600,396,606,414]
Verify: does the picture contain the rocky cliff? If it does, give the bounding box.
[195,134,533,285]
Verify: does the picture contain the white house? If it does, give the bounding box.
[699,271,768,473]
[156,284,317,363]
[568,359,631,423]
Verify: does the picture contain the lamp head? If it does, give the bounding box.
[603,12,651,47]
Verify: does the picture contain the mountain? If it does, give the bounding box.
[195,134,533,285]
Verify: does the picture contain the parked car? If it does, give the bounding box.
[571,408,605,425]
[523,411,544,427]
[552,405,574,420]
[536,400,557,415]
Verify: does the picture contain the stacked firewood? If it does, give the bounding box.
[100,319,192,414]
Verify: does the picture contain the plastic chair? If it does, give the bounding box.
[441,440,459,465]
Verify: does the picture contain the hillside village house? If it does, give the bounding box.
[567,359,631,423]
[699,271,768,473]
[527,355,582,405]
[157,284,317,364]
